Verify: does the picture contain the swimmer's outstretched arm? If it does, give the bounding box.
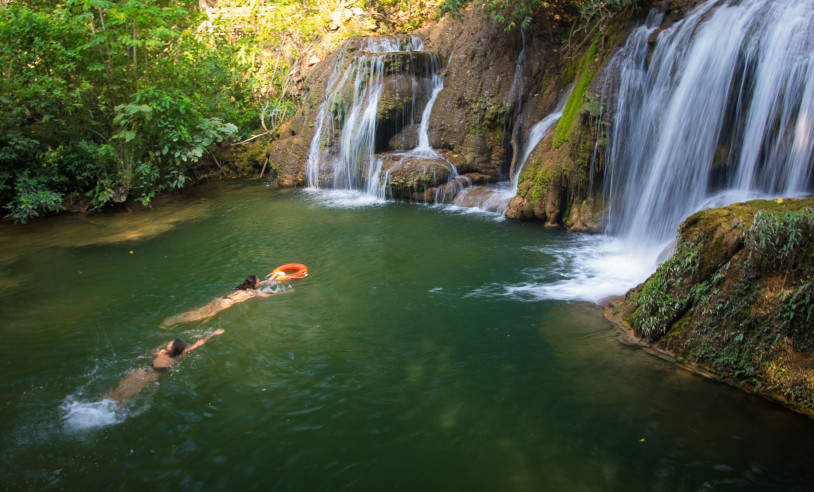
[186,328,225,353]
[151,329,224,356]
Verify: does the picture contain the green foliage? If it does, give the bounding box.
[631,207,814,343]
[440,0,536,31]
[3,171,65,223]
[743,207,814,274]
[580,0,636,20]
[622,201,814,412]
[439,0,636,30]
[631,236,703,341]
[0,0,255,221]
[110,88,238,203]
[779,279,814,335]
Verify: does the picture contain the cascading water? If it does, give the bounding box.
[603,0,814,242]
[511,87,572,193]
[505,0,814,303]
[450,88,570,214]
[413,57,444,158]
[375,51,463,201]
[304,36,452,201]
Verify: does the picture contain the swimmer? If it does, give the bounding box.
[162,275,279,326]
[104,329,224,403]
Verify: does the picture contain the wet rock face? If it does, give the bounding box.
[269,133,307,187]
[376,73,429,150]
[265,12,634,229]
[416,15,526,179]
[451,186,509,213]
[387,124,419,151]
[270,21,556,190]
[375,153,453,197]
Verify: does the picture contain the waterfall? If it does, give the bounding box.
[603,0,814,243]
[412,55,444,158]
[305,37,424,190]
[304,36,446,197]
[511,87,572,193]
[447,87,570,214]
[502,0,814,303]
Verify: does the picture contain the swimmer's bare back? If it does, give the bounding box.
[104,329,224,403]
[162,288,274,327]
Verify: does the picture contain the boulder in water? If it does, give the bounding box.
[376,153,454,198]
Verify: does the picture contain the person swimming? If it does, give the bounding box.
[162,275,278,326]
[104,329,224,403]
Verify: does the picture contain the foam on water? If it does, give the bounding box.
[304,188,387,208]
[259,280,296,294]
[465,235,668,304]
[429,201,508,221]
[61,396,129,432]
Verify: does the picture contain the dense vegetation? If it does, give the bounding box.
[1,0,250,221]
[439,0,638,30]
[0,0,635,223]
[0,0,434,222]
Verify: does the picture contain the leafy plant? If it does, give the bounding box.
[3,171,65,223]
[0,0,254,218]
[743,207,814,273]
[110,88,238,203]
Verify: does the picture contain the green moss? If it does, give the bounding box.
[552,35,601,149]
[527,166,551,206]
[469,94,509,135]
[233,141,269,176]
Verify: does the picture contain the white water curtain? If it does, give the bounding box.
[602,0,814,242]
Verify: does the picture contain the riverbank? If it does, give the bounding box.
[603,197,814,419]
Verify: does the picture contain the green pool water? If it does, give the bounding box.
[2,181,813,491]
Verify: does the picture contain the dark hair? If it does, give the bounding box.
[236,275,260,290]
[168,339,186,357]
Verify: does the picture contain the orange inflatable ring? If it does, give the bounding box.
[269,263,308,281]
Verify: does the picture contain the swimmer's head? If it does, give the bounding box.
[167,339,186,357]
[236,275,260,290]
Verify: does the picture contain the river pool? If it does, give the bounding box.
[2,181,813,491]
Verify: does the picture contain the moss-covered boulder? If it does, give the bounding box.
[607,197,814,417]
[376,152,454,198]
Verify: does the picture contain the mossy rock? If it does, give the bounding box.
[375,153,454,197]
[615,197,814,418]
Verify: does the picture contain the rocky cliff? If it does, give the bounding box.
[264,3,646,221]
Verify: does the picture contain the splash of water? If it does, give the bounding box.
[61,396,129,431]
[467,235,667,303]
